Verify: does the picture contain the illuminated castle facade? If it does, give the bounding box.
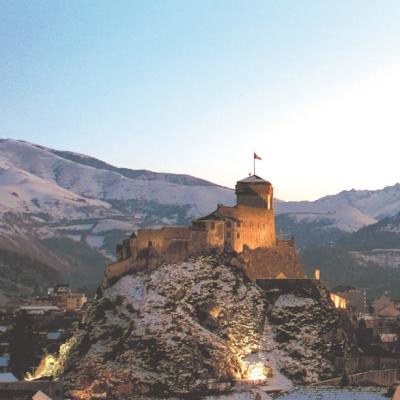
[104,175,304,285]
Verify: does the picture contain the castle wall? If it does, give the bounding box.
[242,242,305,281]
[135,227,191,253]
[235,206,276,252]
[105,175,306,286]
[202,221,225,249]
[135,229,167,253]
[105,257,141,285]
[214,205,276,252]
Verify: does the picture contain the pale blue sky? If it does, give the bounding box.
[1,1,400,200]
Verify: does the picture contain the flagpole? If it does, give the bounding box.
[253,153,255,175]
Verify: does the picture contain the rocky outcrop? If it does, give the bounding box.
[258,279,357,384]
[52,255,266,399]
[47,254,357,399]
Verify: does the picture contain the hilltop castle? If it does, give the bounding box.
[104,175,304,285]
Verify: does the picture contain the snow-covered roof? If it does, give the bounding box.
[237,175,271,184]
[0,356,9,367]
[47,331,62,340]
[20,305,59,310]
[280,387,387,399]
[32,390,53,400]
[361,315,375,320]
[0,372,18,382]
[380,333,398,343]
[0,325,8,333]
[19,305,60,314]
[375,303,400,317]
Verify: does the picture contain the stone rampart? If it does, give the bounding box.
[105,257,141,285]
[244,243,305,281]
[105,238,304,287]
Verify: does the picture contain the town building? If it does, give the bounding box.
[46,285,87,312]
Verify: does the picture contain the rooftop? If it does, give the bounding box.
[47,331,62,341]
[0,356,9,367]
[237,175,271,184]
[0,372,18,382]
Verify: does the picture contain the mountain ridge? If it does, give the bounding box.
[0,138,400,299]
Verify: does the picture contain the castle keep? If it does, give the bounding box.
[104,175,304,285]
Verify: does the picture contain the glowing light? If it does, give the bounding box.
[242,361,268,383]
[315,269,320,280]
[25,354,57,380]
[331,293,347,309]
[247,362,266,381]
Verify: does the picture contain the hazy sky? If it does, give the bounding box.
[1,1,400,201]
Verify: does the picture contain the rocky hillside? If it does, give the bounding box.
[259,280,357,383]
[43,255,355,400]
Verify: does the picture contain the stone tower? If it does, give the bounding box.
[235,175,274,210]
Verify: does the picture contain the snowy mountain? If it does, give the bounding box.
[0,139,235,255]
[0,138,399,299]
[275,184,400,244]
[0,139,237,298]
[1,139,399,245]
[0,139,234,217]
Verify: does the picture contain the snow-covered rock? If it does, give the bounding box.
[263,281,357,384]
[52,256,266,398]
[47,255,355,399]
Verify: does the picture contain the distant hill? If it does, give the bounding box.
[275,184,400,248]
[300,213,400,299]
[276,184,400,229]
[337,212,400,250]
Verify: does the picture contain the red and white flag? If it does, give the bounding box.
[254,152,262,160]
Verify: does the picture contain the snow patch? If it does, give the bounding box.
[85,235,104,248]
[92,219,134,233]
[274,294,316,308]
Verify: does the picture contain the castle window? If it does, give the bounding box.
[237,221,241,228]
[226,221,231,228]
[237,233,240,239]
[148,241,153,247]
[210,222,215,230]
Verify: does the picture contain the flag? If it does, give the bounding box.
[254,152,262,160]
